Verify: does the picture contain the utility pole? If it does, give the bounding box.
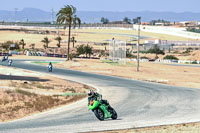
[14,8,18,22]
[136,17,141,72]
[51,8,54,24]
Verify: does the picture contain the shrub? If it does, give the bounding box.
[69,53,76,60]
[76,44,93,58]
[182,47,193,54]
[191,61,198,64]
[126,49,137,58]
[163,55,179,60]
[126,48,133,58]
[146,44,165,55]
[140,56,149,59]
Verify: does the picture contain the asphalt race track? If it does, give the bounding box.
[1,60,200,132]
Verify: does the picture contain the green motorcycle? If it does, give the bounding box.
[89,100,117,121]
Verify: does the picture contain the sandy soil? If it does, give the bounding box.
[0,65,91,122]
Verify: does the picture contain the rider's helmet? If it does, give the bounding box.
[88,90,94,97]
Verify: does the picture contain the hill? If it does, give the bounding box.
[0,8,200,23]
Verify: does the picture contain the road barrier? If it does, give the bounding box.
[0,53,12,56]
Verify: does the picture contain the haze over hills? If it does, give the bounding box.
[0,8,200,23]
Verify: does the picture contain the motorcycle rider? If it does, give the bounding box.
[8,59,12,66]
[88,89,111,109]
[48,62,53,72]
[1,56,6,62]
[5,55,8,60]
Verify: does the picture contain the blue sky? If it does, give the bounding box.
[1,0,200,12]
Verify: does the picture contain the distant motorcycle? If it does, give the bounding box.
[1,56,8,62]
[8,59,12,66]
[48,65,52,72]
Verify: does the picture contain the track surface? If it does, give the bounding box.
[1,60,200,133]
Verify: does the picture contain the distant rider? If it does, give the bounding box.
[48,62,53,72]
[5,55,8,60]
[1,56,5,62]
[88,90,111,108]
[8,59,12,66]
[1,56,6,62]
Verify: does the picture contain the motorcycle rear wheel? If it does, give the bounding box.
[94,108,104,121]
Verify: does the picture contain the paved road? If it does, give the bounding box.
[155,62,200,68]
[165,63,200,68]
[1,60,200,132]
[77,31,149,39]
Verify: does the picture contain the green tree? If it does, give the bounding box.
[3,41,20,50]
[77,17,81,28]
[126,48,135,58]
[123,17,131,24]
[76,44,85,55]
[41,37,51,49]
[71,36,77,48]
[2,41,11,50]
[56,5,80,60]
[73,15,81,29]
[76,44,93,58]
[55,36,62,48]
[29,43,35,49]
[19,39,26,49]
[132,18,138,24]
[163,55,179,60]
[100,17,105,23]
[147,44,165,56]
[100,17,109,24]
[84,44,93,58]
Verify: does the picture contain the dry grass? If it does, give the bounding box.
[0,67,90,122]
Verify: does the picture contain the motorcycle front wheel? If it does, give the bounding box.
[110,108,118,120]
[94,108,104,121]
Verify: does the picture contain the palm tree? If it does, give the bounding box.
[29,43,35,49]
[70,37,77,48]
[19,39,26,49]
[77,17,81,28]
[84,44,93,58]
[73,15,81,29]
[41,37,51,49]
[55,36,62,48]
[56,5,80,60]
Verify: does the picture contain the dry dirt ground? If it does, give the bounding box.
[0,65,91,122]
